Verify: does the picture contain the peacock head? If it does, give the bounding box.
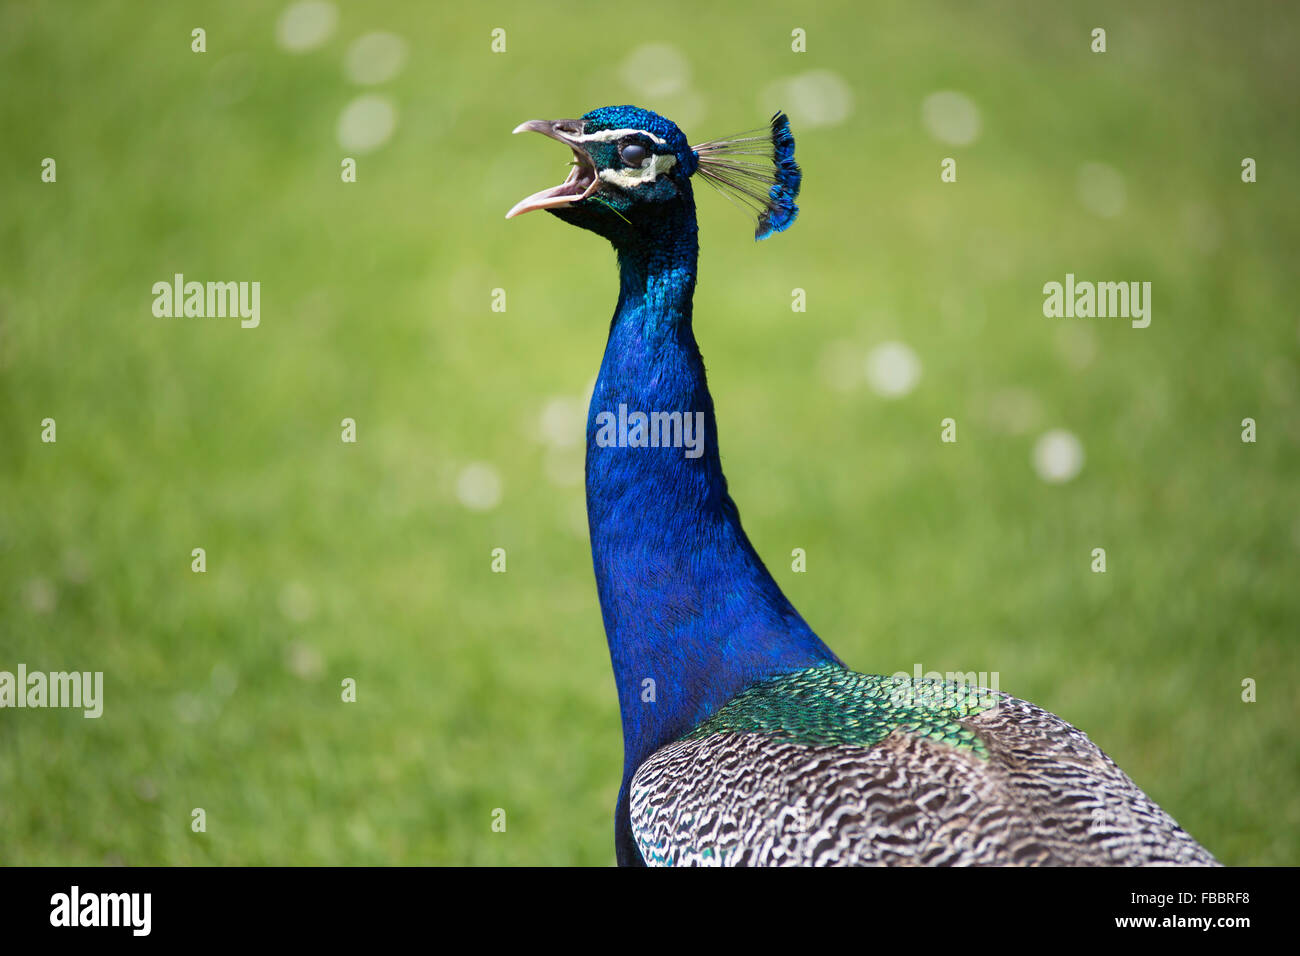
[506,105,801,243]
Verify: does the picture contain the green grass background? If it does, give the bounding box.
[1,0,1297,865]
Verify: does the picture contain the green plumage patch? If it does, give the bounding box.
[684,664,998,757]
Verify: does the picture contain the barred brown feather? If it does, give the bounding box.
[630,684,1219,867]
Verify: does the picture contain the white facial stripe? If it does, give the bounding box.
[598,152,677,189]
[573,127,668,146]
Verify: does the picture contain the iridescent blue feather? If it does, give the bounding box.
[758,112,801,238]
[509,103,1217,870]
[692,111,802,240]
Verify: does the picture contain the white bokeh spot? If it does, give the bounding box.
[537,396,585,448]
[286,641,324,681]
[865,342,922,398]
[337,95,397,153]
[344,32,408,85]
[276,1,337,53]
[24,577,57,614]
[620,44,690,98]
[1077,162,1127,218]
[278,581,316,623]
[1033,429,1085,484]
[763,70,854,128]
[456,462,503,511]
[921,91,981,146]
[983,387,1042,436]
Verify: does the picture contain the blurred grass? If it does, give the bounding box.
[1,0,1297,865]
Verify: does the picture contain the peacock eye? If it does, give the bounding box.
[619,143,649,167]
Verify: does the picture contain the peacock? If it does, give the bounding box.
[506,105,1218,867]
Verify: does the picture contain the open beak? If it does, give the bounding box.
[505,119,599,219]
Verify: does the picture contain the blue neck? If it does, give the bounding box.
[583,195,838,862]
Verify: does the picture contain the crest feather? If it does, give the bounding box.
[691,112,802,240]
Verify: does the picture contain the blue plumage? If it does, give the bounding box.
[581,105,699,175]
[506,104,1218,868]
[692,110,802,239]
[504,104,831,863]
[506,102,1216,868]
[756,111,802,238]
